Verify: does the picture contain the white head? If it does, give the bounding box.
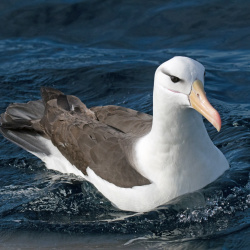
[154,56,221,131]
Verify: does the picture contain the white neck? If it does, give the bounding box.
[150,84,206,145]
[134,84,228,200]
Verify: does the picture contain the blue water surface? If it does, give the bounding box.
[0,0,249,249]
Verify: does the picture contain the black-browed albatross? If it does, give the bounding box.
[0,56,229,212]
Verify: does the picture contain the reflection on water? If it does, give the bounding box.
[0,0,250,249]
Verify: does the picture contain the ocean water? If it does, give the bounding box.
[0,0,249,249]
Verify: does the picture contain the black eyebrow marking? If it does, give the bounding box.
[161,69,184,82]
[161,69,171,76]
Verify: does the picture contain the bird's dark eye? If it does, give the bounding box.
[204,71,206,77]
[170,75,180,83]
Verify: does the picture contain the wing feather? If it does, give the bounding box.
[0,88,152,188]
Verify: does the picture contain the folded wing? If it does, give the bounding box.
[0,88,152,188]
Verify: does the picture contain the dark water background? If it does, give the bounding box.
[0,0,249,249]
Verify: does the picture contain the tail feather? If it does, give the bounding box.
[0,97,48,156]
[0,127,51,156]
[1,100,44,127]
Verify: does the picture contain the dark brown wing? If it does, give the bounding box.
[0,88,152,188]
[91,105,152,137]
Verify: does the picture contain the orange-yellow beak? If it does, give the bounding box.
[189,80,221,132]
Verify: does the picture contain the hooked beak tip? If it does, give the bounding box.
[213,110,221,132]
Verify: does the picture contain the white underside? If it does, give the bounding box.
[30,130,228,213]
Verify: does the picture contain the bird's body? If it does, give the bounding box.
[0,57,229,212]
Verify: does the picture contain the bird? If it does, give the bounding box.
[0,56,229,212]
